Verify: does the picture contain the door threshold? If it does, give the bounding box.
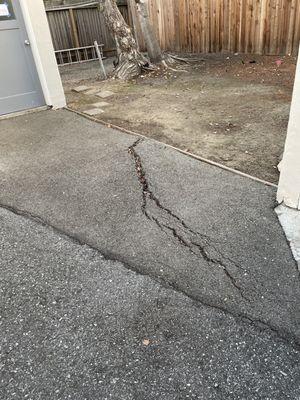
[0,106,50,121]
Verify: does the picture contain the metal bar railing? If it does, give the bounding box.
[55,44,105,66]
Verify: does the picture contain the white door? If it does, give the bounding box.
[0,0,45,116]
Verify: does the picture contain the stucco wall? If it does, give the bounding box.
[277,46,300,209]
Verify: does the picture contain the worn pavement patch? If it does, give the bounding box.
[1,207,300,400]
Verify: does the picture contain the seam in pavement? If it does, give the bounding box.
[0,200,299,350]
[65,107,277,189]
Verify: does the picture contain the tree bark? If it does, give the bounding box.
[128,0,141,50]
[134,0,163,64]
[100,0,148,79]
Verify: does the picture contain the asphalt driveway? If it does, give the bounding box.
[0,109,299,399]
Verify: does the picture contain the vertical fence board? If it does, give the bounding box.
[286,0,295,55]
[293,0,300,54]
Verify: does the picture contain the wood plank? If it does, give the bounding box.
[287,0,297,55]
[292,0,300,55]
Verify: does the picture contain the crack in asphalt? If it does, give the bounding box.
[128,138,250,300]
[0,201,299,349]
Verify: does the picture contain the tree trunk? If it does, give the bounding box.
[128,0,141,50]
[100,0,148,79]
[135,0,163,64]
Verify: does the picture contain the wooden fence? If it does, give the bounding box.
[46,0,300,56]
[132,0,300,55]
[46,2,130,52]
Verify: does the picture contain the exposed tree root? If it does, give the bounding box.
[114,56,188,79]
[161,58,188,73]
[114,53,148,80]
[101,0,188,79]
[168,53,205,63]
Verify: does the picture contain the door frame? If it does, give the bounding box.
[17,0,65,111]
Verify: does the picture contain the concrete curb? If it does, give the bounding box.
[65,106,278,189]
[276,204,300,270]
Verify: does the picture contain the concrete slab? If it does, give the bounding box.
[84,108,105,116]
[84,88,101,96]
[72,85,91,93]
[96,90,115,98]
[92,101,110,108]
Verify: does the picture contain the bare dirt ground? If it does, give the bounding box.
[63,53,297,184]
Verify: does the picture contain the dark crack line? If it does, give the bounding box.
[128,139,201,235]
[0,201,299,350]
[127,139,300,304]
[160,222,250,301]
[130,140,248,273]
[128,139,250,299]
[128,140,221,253]
[190,240,251,300]
[130,139,251,277]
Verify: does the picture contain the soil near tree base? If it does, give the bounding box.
[64,53,297,184]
